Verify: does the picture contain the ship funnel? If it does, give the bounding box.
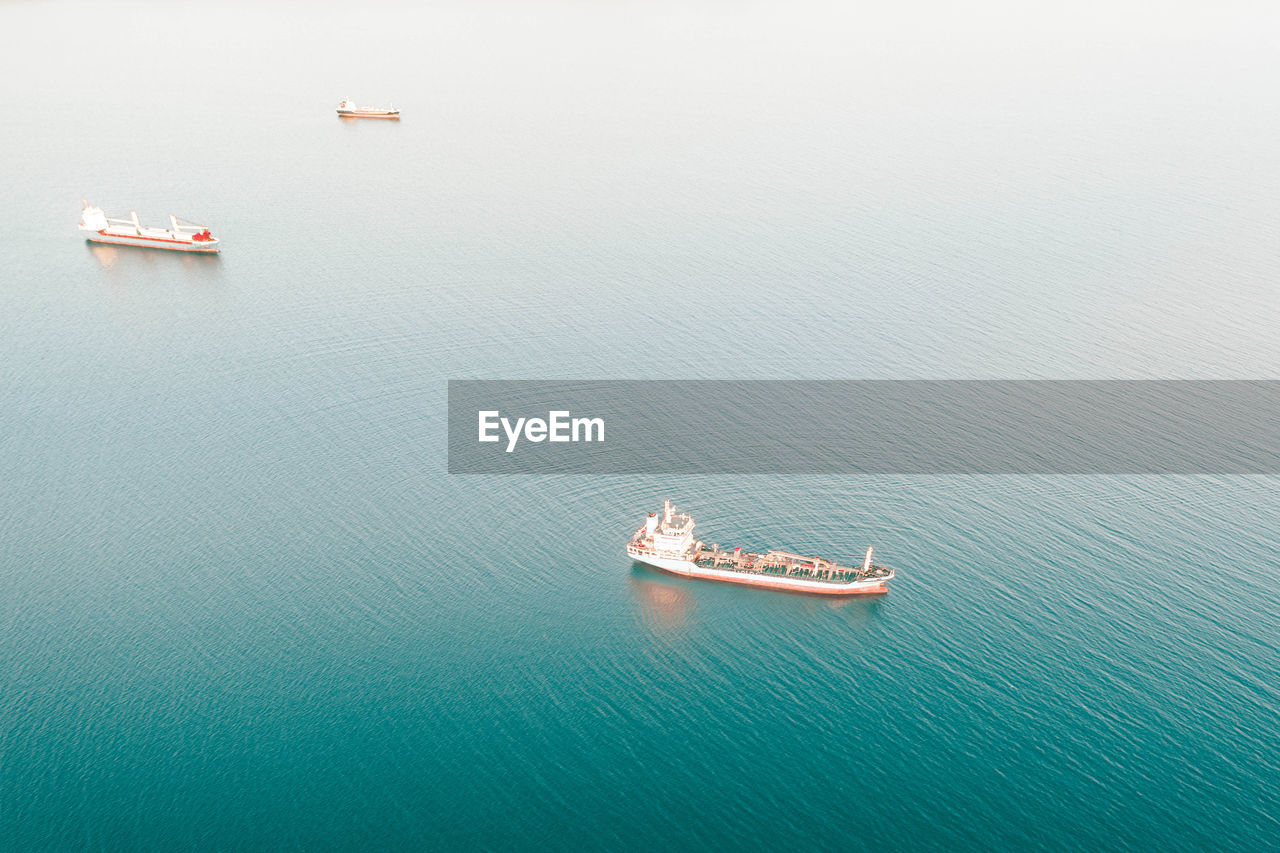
[645,512,658,538]
[863,546,874,572]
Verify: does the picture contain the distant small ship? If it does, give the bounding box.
[627,500,893,595]
[78,202,219,253]
[337,99,400,119]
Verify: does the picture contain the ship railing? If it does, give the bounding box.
[694,557,872,585]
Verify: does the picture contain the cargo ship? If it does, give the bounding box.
[337,99,400,119]
[78,202,219,253]
[626,500,893,595]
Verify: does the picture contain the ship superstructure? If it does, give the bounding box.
[626,500,893,595]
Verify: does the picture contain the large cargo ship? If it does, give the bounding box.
[78,203,220,253]
[626,500,893,595]
[336,99,400,119]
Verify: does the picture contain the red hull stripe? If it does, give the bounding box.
[88,234,219,252]
[94,229,213,246]
[641,561,888,596]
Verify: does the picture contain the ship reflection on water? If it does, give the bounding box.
[629,568,693,634]
[85,240,224,286]
[87,242,120,269]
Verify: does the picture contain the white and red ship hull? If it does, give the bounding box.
[79,204,219,254]
[627,545,890,595]
[337,109,400,119]
[336,100,399,119]
[626,501,894,597]
[82,229,220,253]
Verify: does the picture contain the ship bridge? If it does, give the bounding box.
[651,499,698,555]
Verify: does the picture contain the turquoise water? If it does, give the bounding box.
[3,1,1280,849]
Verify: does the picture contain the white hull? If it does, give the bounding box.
[627,545,889,596]
[78,205,220,253]
[83,230,220,253]
[337,109,400,119]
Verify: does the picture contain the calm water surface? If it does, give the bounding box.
[2,1,1279,849]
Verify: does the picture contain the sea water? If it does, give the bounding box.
[2,1,1278,849]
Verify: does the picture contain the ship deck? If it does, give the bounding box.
[690,553,888,585]
[627,540,891,586]
[104,225,188,241]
